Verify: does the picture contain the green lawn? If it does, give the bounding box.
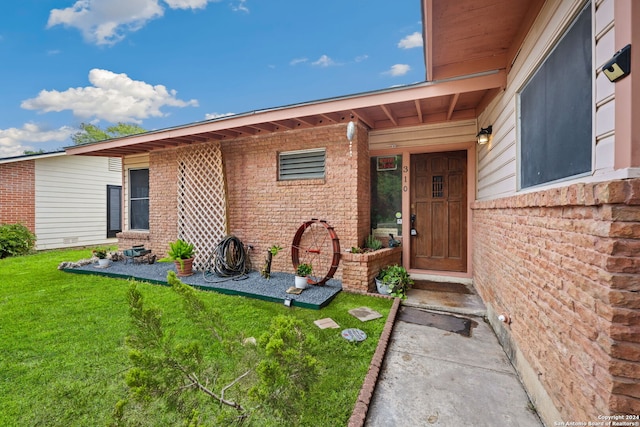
[0,249,392,426]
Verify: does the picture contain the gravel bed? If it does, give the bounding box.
[67,260,342,309]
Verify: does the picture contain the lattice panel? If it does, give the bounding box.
[177,143,228,270]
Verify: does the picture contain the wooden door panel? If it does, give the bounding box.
[411,151,467,272]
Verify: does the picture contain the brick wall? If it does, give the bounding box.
[0,161,35,232]
[472,179,640,422]
[148,150,178,257]
[144,122,370,278]
[223,122,369,277]
[342,247,402,293]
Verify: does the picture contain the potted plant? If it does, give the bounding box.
[93,248,110,267]
[375,265,414,299]
[294,263,312,289]
[159,239,195,276]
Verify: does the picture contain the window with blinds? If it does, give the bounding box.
[278,149,325,181]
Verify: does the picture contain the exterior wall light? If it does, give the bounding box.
[602,44,631,83]
[477,125,492,145]
[346,121,356,157]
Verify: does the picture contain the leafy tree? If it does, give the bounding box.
[23,149,45,155]
[71,122,146,145]
[114,273,320,426]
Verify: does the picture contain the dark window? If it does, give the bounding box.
[520,3,592,188]
[278,149,325,180]
[370,155,402,237]
[129,169,149,230]
[107,185,122,238]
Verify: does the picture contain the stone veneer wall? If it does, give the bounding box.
[472,179,640,424]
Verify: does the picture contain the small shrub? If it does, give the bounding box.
[365,234,383,251]
[0,223,36,258]
[296,263,312,277]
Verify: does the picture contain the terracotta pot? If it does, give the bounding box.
[175,258,194,276]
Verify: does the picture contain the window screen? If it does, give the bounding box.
[129,169,149,230]
[278,149,325,180]
[520,3,592,188]
[107,185,122,238]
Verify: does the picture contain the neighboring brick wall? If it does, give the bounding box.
[0,161,35,232]
[143,122,369,278]
[342,247,403,293]
[472,179,640,422]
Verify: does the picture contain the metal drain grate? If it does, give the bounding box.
[398,307,476,337]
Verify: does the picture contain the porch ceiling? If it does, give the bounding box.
[423,0,545,81]
[65,71,506,157]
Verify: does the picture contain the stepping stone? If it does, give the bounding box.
[349,306,382,322]
[314,318,340,329]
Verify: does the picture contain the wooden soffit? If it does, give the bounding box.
[422,0,546,81]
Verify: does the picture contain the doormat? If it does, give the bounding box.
[398,306,476,337]
[412,280,472,294]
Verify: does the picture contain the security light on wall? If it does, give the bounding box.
[476,125,492,145]
[602,44,631,83]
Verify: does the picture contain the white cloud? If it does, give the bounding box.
[47,0,223,46]
[47,0,164,46]
[231,0,249,13]
[0,123,75,157]
[354,54,368,63]
[384,64,411,76]
[205,112,234,120]
[290,57,308,66]
[312,55,335,67]
[21,68,198,123]
[164,0,212,8]
[398,31,423,49]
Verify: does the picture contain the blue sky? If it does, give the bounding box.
[0,0,424,157]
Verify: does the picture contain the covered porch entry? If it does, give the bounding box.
[369,120,476,281]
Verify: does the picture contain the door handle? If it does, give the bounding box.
[410,214,418,236]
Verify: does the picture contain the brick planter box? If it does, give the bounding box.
[116,231,151,252]
[341,247,402,293]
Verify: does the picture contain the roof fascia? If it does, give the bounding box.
[0,151,66,164]
[65,70,506,156]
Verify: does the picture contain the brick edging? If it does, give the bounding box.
[348,297,401,427]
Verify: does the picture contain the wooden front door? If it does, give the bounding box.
[410,151,467,272]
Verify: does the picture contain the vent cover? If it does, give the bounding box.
[278,149,325,180]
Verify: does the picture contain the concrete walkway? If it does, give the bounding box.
[364,282,543,427]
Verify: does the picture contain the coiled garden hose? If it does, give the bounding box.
[203,235,250,282]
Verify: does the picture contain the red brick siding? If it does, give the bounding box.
[143,122,370,277]
[342,247,402,293]
[148,150,178,257]
[472,179,640,420]
[223,123,369,277]
[0,161,35,232]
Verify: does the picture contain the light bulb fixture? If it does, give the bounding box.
[477,125,492,145]
[346,121,356,157]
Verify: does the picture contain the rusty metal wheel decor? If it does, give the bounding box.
[291,219,341,286]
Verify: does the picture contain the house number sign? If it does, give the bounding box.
[403,165,409,192]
